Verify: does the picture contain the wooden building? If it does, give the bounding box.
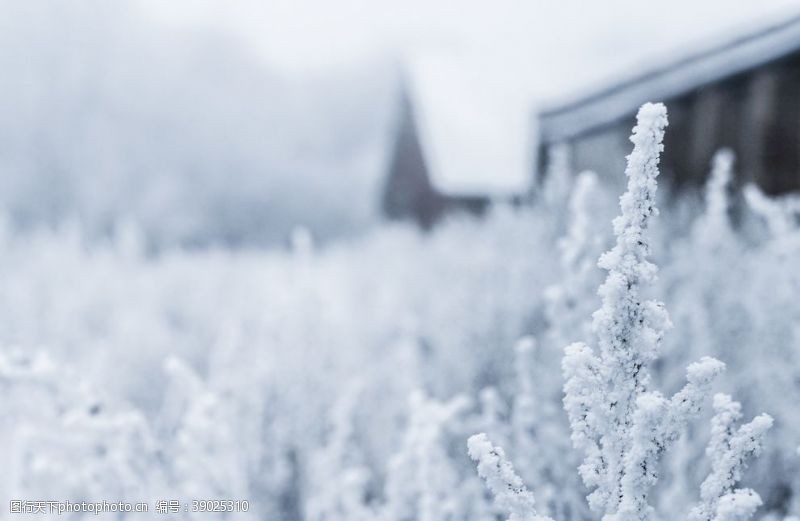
[382,57,533,228]
[538,14,800,195]
[382,86,491,228]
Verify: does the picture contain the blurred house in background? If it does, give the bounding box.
[385,14,800,229]
[382,59,533,227]
[382,85,490,228]
[538,14,800,195]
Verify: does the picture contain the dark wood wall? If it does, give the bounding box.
[546,51,800,195]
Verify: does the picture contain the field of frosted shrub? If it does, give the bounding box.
[2,105,800,520]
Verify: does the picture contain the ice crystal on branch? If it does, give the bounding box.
[615,357,725,521]
[689,394,773,521]
[713,490,763,521]
[468,433,553,521]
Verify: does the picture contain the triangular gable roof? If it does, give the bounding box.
[404,54,535,197]
[538,12,800,144]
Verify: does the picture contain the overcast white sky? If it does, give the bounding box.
[141,0,800,93]
[138,0,800,195]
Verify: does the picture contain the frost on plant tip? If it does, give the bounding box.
[689,394,773,521]
[468,433,553,521]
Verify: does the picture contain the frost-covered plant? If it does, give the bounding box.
[382,391,469,521]
[541,143,574,236]
[468,433,552,521]
[545,170,607,364]
[307,380,375,521]
[712,490,763,521]
[656,148,745,401]
[476,386,511,451]
[561,103,728,520]
[5,101,800,520]
[736,183,800,496]
[511,336,588,521]
[0,351,164,514]
[559,171,604,270]
[160,356,249,510]
[695,149,735,246]
[467,434,552,521]
[469,103,750,521]
[743,184,800,240]
[539,171,610,520]
[689,394,773,521]
[511,337,541,484]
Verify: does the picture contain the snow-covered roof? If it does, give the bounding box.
[404,55,535,197]
[538,12,800,144]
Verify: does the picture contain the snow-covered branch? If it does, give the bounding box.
[468,433,553,521]
[689,394,773,521]
[562,104,730,520]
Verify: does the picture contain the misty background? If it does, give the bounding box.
[2,0,797,246]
